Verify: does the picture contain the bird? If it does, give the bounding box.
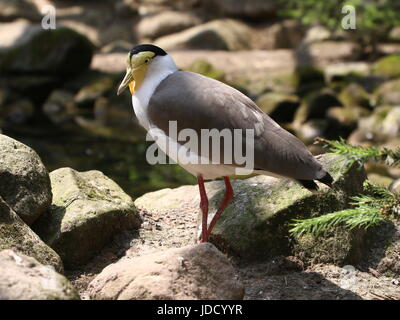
[117,44,333,243]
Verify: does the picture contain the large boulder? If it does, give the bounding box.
[203,0,277,21]
[0,21,93,77]
[0,134,52,225]
[137,11,202,40]
[0,197,63,272]
[135,154,366,261]
[154,19,251,51]
[0,0,41,22]
[372,54,400,79]
[0,249,79,300]
[373,78,400,106]
[352,106,400,143]
[88,243,244,300]
[32,168,142,268]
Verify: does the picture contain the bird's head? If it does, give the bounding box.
[117,44,168,96]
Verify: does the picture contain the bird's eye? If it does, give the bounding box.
[145,59,150,64]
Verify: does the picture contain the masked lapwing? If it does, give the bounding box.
[118,44,333,243]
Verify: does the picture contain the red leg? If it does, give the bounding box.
[197,175,208,243]
[204,176,234,241]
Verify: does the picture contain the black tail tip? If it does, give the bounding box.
[318,172,334,188]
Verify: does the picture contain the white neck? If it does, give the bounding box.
[131,55,178,130]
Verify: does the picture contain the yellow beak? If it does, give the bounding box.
[117,68,134,96]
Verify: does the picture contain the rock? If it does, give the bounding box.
[42,90,75,125]
[0,0,41,22]
[255,92,300,123]
[155,19,251,51]
[326,106,369,138]
[272,20,304,49]
[0,197,63,273]
[372,54,400,78]
[88,243,244,300]
[297,41,361,66]
[303,25,333,44]
[367,173,394,188]
[100,40,132,54]
[185,59,226,81]
[0,22,93,77]
[324,62,370,83]
[291,66,325,94]
[246,20,304,50]
[389,179,400,194]
[137,11,201,40]
[295,119,329,144]
[294,89,342,125]
[357,106,400,142]
[0,134,52,225]
[32,168,142,268]
[203,0,277,21]
[389,26,400,42]
[0,249,78,300]
[373,78,400,106]
[338,83,371,109]
[135,154,366,261]
[293,227,367,266]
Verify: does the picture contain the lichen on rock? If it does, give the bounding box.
[0,197,63,273]
[32,168,142,268]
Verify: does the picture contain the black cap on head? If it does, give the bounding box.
[129,44,167,58]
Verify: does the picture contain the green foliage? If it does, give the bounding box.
[315,137,400,168]
[290,182,399,237]
[279,0,400,32]
[278,0,400,55]
[290,138,400,238]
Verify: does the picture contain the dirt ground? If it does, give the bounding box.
[66,201,400,300]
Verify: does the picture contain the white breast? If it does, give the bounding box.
[131,55,177,131]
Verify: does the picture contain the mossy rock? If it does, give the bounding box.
[367,173,394,188]
[0,134,52,225]
[207,153,366,260]
[186,59,226,82]
[293,66,325,95]
[0,25,93,77]
[373,78,400,106]
[294,88,342,125]
[0,197,63,273]
[32,168,142,268]
[155,19,252,51]
[135,153,367,262]
[357,106,400,141]
[358,219,400,277]
[338,83,371,109]
[255,92,300,123]
[293,227,366,266]
[372,54,400,79]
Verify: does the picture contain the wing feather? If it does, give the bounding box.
[147,71,324,180]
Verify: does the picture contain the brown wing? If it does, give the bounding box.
[147,71,326,180]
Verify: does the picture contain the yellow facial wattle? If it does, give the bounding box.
[117,51,156,96]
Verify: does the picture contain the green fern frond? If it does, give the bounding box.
[289,188,398,238]
[315,137,400,168]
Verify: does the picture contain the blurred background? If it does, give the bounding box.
[1,0,400,198]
